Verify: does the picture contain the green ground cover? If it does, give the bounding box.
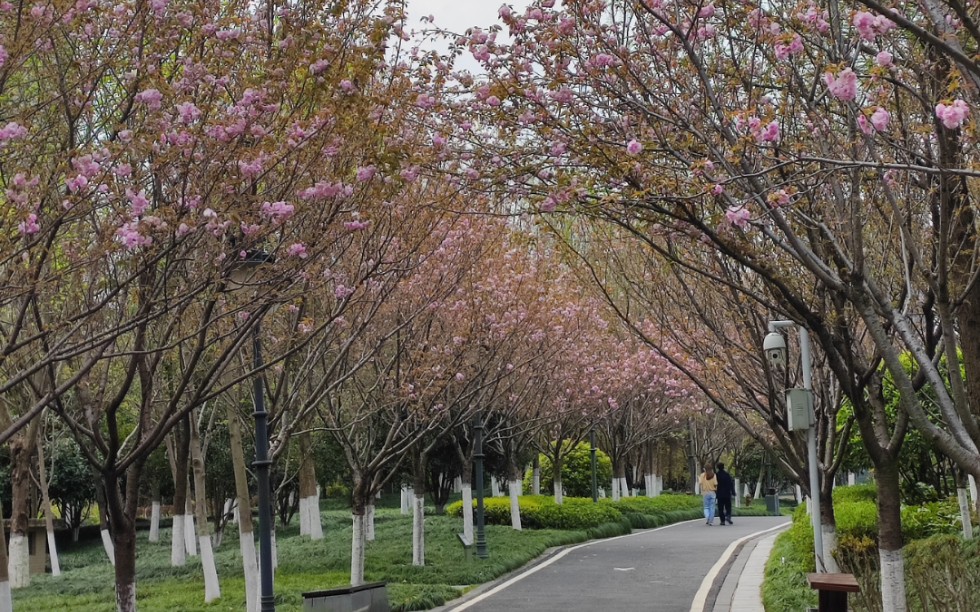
[14,493,767,611]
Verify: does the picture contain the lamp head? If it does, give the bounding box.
[763,331,787,366]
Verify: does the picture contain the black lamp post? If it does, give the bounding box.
[590,427,598,503]
[473,414,488,559]
[230,250,277,611]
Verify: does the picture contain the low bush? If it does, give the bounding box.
[832,483,877,504]
[525,443,613,497]
[446,495,624,530]
[905,535,980,611]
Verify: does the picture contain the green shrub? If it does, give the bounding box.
[900,499,965,539]
[527,443,613,497]
[905,535,980,611]
[446,495,623,530]
[832,483,877,504]
[762,527,816,611]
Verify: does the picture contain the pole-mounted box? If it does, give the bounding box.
[786,388,813,431]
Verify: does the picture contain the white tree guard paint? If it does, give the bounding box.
[115,579,136,612]
[46,529,61,576]
[734,479,741,507]
[461,484,474,543]
[412,494,425,566]
[299,497,309,535]
[804,496,811,515]
[694,480,700,495]
[509,479,522,530]
[401,487,412,515]
[184,513,197,556]
[239,531,259,612]
[171,514,186,566]
[0,580,11,612]
[454,476,462,493]
[879,548,907,612]
[8,534,29,588]
[598,487,606,498]
[611,478,620,501]
[308,495,324,540]
[656,475,663,495]
[100,529,115,566]
[532,467,541,495]
[553,476,564,505]
[619,478,630,499]
[271,529,278,572]
[490,476,501,497]
[753,477,762,500]
[199,534,221,602]
[821,524,840,573]
[366,503,376,542]
[970,475,978,507]
[848,472,856,486]
[149,501,161,542]
[351,514,366,586]
[958,488,974,539]
[795,485,803,504]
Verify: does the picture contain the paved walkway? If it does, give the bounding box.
[710,531,782,612]
[434,516,790,612]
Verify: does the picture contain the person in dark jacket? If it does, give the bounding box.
[715,462,735,525]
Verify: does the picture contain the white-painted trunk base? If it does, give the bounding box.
[879,548,907,612]
[100,529,115,566]
[171,514,186,566]
[753,479,762,500]
[734,479,741,508]
[461,484,474,543]
[795,485,803,504]
[490,477,501,497]
[307,494,323,540]
[149,501,161,543]
[554,477,563,505]
[115,580,136,612]
[8,533,29,588]
[366,503,376,542]
[0,580,11,612]
[970,475,978,507]
[694,481,700,495]
[509,479,522,530]
[412,495,425,566]
[821,524,840,573]
[454,476,462,493]
[958,488,974,539]
[598,487,606,498]
[611,478,620,501]
[46,529,61,576]
[532,468,541,495]
[848,472,856,486]
[400,487,413,515]
[299,497,310,535]
[351,514,366,586]
[200,535,221,602]
[240,531,259,612]
[184,514,197,557]
[618,477,630,498]
[271,530,278,572]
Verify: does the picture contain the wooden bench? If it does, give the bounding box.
[807,573,860,611]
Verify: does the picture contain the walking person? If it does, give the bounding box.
[698,464,717,525]
[715,462,735,525]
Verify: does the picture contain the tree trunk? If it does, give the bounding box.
[7,432,35,588]
[957,472,974,539]
[552,455,564,505]
[184,498,197,557]
[228,403,259,612]
[412,455,427,567]
[532,455,541,495]
[170,419,190,567]
[876,463,907,612]
[350,477,370,586]
[0,513,10,611]
[297,432,322,539]
[460,468,474,544]
[149,479,161,543]
[106,462,144,612]
[189,410,220,602]
[819,489,840,573]
[96,483,115,566]
[36,438,61,576]
[508,462,522,531]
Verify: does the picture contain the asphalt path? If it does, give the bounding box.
[439,515,789,612]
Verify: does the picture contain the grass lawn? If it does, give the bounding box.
[12,504,589,611]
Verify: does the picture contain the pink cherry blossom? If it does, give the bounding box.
[0,121,27,143]
[176,101,201,123]
[18,213,39,235]
[712,184,724,196]
[870,107,890,131]
[876,51,893,67]
[0,44,7,68]
[626,139,643,155]
[66,174,88,192]
[127,188,151,215]
[725,206,751,228]
[344,220,369,231]
[936,99,970,129]
[286,243,308,258]
[356,165,377,182]
[824,68,858,102]
[135,88,163,110]
[539,196,557,212]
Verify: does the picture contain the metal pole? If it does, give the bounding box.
[799,327,825,573]
[473,415,488,559]
[590,428,598,503]
[253,323,276,610]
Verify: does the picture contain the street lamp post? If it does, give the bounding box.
[590,428,598,503]
[472,414,488,559]
[230,251,277,610]
[765,320,825,573]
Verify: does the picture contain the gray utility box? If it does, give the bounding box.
[302,582,389,612]
[786,388,813,431]
[765,489,780,516]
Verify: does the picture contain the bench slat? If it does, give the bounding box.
[807,573,860,592]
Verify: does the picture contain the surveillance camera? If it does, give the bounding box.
[763,332,787,366]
